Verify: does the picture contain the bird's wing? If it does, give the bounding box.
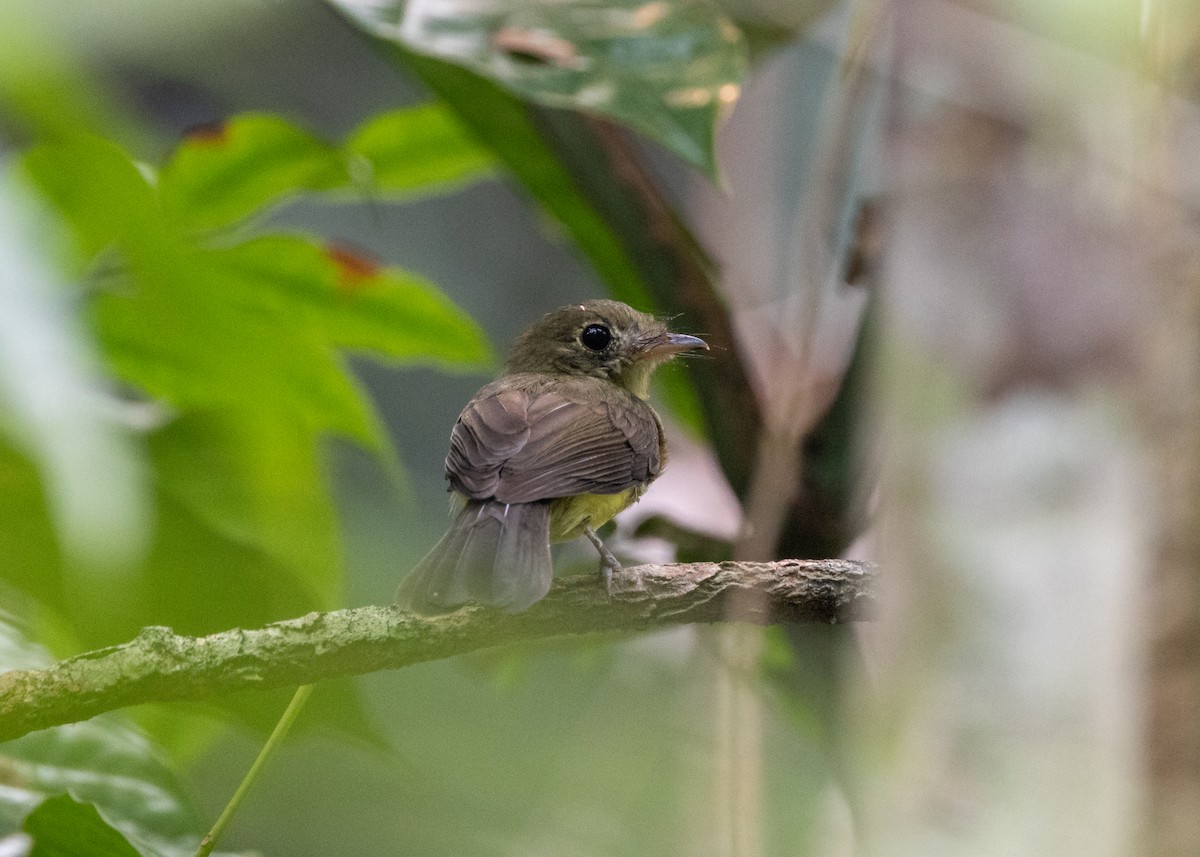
[445,383,661,504]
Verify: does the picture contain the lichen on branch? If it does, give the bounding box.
[0,559,874,743]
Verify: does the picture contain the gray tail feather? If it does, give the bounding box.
[396,500,553,615]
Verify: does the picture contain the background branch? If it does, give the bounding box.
[0,560,873,743]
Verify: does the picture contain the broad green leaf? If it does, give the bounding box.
[20,128,489,448]
[159,105,495,232]
[10,129,486,645]
[160,114,348,233]
[332,0,747,175]
[210,235,494,370]
[0,613,231,857]
[19,136,163,262]
[0,428,331,646]
[0,444,69,613]
[24,795,140,857]
[0,440,382,747]
[148,411,341,614]
[2,87,485,763]
[92,240,380,447]
[346,104,496,196]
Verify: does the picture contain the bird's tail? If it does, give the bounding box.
[396,500,553,615]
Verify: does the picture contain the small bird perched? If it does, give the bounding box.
[396,299,708,615]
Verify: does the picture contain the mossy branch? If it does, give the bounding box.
[0,559,874,742]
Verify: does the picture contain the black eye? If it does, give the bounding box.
[580,324,611,351]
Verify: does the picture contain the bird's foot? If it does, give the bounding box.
[583,525,622,599]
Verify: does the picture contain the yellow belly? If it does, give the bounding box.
[548,488,643,542]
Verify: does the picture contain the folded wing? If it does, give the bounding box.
[445,381,661,504]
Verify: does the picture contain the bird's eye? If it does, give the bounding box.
[580,324,612,351]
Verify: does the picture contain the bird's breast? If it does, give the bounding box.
[548,486,645,543]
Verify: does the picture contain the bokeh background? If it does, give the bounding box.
[3,1,1200,856]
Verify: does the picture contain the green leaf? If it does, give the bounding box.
[211,235,494,370]
[24,795,140,857]
[346,104,496,196]
[148,412,342,613]
[160,114,348,233]
[2,91,488,763]
[19,136,163,261]
[92,240,380,447]
[0,614,223,857]
[0,6,132,146]
[0,439,382,745]
[332,0,747,175]
[0,371,351,646]
[158,105,496,233]
[0,425,334,646]
[0,444,69,613]
[8,134,488,645]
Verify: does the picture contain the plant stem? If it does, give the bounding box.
[194,684,314,857]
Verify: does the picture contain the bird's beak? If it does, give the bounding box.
[642,332,709,358]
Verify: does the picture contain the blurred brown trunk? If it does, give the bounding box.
[1140,8,1200,855]
[1146,233,1200,857]
[857,2,1200,855]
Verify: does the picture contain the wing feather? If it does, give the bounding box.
[445,378,661,504]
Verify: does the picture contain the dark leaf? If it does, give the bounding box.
[333,0,747,175]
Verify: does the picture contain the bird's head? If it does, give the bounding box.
[504,299,708,398]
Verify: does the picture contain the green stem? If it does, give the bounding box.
[194,684,314,857]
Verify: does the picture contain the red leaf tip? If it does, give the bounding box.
[182,120,230,146]
[326,242,381,292]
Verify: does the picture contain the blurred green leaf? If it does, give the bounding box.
[5,123,489,648]
[93,243,380,446]
[0,4,133,144]
[0,458,385,749]
[0,416,339,649]
[124,707,229,771]
[148,412,342,613]
[213,235,494,370]
[346,104,496,196]
[160,114,348,233]
[2,120,491,747]
[653,367,708,437]
[159,105,496,233]
[0,444,68,613]
[3,73,501,767]
[332,0,747,175]
[20,136,162,262]
[24,795,140,857]
[0,612,237,857]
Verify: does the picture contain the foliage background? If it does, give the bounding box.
[6,0,1198,856]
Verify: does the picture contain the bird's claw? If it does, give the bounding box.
[599,554,622,599]
[583,525,622,599]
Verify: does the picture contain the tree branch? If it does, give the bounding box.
[0,560,874,742]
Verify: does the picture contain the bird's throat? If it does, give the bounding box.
[613,358,661,400]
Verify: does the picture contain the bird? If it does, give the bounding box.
[396,299,708,615]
